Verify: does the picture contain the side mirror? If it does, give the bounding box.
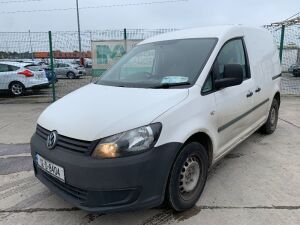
[215,64,243,89]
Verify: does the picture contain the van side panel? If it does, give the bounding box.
[243,28,281,126]
[153,85,218,158]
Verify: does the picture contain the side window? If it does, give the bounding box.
[202,38,250,94]
[0,64,9,72]
[214,39,249,80]
[202,73,213,93]
[8,65,19,71]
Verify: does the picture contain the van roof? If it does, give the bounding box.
[139,25,267,45]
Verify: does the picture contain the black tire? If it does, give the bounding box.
[167,142,208,212]
[260,98,279,134]
[66,72,76,79]
[9,82,25,96]
[292,70,300,77]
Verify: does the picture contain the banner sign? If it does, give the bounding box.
[91,40,141,76]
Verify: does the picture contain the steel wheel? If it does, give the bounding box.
[260,98,279,134]
[167,142,208,212]
[67,72,75,79]
[270,107,276,125]
[179,155,201,200]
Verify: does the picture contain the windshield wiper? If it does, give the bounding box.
[151,82,191,89]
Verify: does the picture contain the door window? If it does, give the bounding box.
[58,63,68,68]
[8,65,19,71]
[214,39,249,80]
[0,64,9,72]
[202,38,250,94]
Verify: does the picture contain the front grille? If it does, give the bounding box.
[36,125,93,155]
[38,168,88,203]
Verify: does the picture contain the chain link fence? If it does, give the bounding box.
[267,24,300,95]
[0,26,299,104]
[0,29,176,103]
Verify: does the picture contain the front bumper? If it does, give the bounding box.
[30,133,181,212]
[75,70,85,76]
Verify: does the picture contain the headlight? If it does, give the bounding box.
[92,123,162,159]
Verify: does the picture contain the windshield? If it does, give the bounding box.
[96,38,217,88]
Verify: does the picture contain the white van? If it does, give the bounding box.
[31,25,281,212]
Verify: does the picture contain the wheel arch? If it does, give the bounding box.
[184,132,214,168]
[9,80,25,89]
[274,91,281,107]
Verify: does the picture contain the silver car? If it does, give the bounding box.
[54,63,85,79]
[0,61,49,96]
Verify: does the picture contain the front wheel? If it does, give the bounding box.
[260,98,279,134]
[167,142,208,212]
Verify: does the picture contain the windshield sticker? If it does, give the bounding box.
[161,76,189,84]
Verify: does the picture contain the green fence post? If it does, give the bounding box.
[48,31,56,102]
[124,28,127,53]
[279,24,285,63]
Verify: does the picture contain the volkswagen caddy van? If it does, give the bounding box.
[31,25,281,212]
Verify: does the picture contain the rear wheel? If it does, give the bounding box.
[260,98,279,134]
[67,72,76,79]
[167,142,208,212]
[9,82,25,96]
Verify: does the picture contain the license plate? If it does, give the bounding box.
[36,154,65,182]
[34,73,43,78]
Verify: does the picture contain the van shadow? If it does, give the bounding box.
[69,132,266,225]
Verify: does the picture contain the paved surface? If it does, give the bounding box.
[0,104,48,144]
[0,97,299,224]
[0,76,93,104]
[281,73,300,95]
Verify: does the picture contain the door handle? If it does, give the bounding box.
[255,87,261,93]
[246,91,253,98]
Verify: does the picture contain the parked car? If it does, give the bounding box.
[18,61,57,83]
[0,61,49,96]
[44,68,58,83]
[288,63,300,73]
[31,25,281,213]
[73,58,92,68]
[54,63,86,79]
[85,59,92,68]
[292,66,300,77]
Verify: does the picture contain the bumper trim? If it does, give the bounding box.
[31,134,182,212]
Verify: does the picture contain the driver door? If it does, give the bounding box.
[54,64,63,78]
[207,38,255,155]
